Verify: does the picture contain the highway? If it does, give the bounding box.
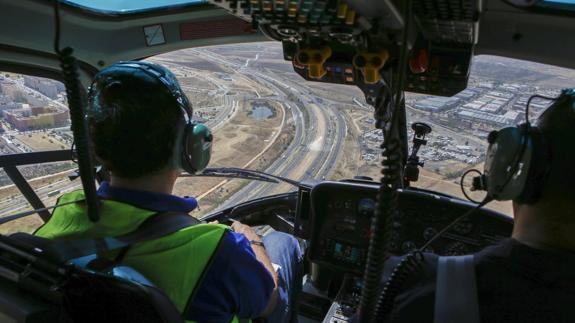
[193,48,348,212]
[0,177,81,217]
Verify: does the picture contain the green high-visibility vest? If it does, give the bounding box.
[35,190,243,323]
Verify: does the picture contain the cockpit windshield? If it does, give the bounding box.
[3,41,575,232]
[144,42,575,217]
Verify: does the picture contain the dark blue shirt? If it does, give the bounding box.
[97,182,275,322]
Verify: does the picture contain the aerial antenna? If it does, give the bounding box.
[53,0,100,222]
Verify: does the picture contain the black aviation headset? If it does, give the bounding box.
[477,89,575,204]
[87,61,212,174]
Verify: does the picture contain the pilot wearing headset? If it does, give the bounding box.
[386,90,575,323]
[34,61,303,323]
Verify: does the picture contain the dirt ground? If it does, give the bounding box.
[14,133,68,151]
[0,215,44,235]
[152,54,275,98]
[193,121,295,217]
[227,74,275,97]
[173,99,290,215]
[331,109,364,180]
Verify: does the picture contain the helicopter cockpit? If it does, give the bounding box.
[0,0,574,322]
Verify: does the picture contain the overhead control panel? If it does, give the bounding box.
[206,0,481,97]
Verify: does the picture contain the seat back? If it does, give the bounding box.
[0,233,185,323]
[61,266,184,323]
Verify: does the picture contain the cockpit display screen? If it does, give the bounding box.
[308,182,375,274]
[332,241,361,264]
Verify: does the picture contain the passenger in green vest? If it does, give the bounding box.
[36,61,303,323]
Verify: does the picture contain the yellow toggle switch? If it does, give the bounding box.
[345,10,356,25]
[288,3,298,17]
[353,50,389,84]
[296,47,333,79]
[337,3,348,19]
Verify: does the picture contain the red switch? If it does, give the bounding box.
[409,49,429,74]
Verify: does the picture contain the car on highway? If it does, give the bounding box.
[0,0,573,322]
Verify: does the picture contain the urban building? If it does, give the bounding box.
[0,95,22,110]
[456,108,509,127]
[414,96,460,112]
[23,76,64,99]
[502,110,523,124]
[454,88,479,100]
[4,105,69,130]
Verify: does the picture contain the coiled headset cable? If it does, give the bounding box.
[52,0,100,222]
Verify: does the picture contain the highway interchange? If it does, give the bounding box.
[189,48,347,212]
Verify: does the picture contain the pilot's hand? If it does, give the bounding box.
[230,220,261,242]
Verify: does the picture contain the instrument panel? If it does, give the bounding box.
[302,181,513,274]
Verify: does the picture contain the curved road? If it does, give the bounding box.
[194,49,348,212]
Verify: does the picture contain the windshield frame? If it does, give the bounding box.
[57,0,212,17]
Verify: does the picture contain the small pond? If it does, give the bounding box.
[249,104,274,120]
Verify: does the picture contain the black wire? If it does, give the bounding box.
[52,0,100,222]
[460,169,483,204]
[389,0,412,143]
[418,197,492,251]
[358,2,413,322]
[373,250,424,322]
[53,0,62,54]
[496,93,557,199]
[525,94,557,124]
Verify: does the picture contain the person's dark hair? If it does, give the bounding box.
[537,93,575,204]
[87,62,185,178]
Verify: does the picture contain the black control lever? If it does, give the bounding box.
[404,122,432,185]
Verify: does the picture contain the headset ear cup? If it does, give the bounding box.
[180,124,195,174]
[484,126,530,201]
[516,127,551,204]
[180,123,212,174]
